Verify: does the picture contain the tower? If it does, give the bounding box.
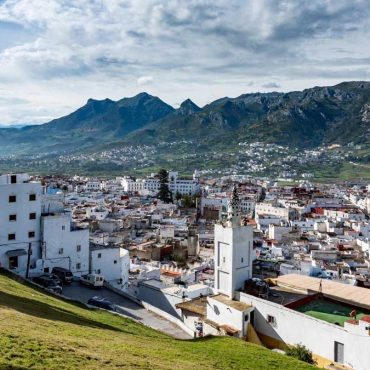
[214,186,253,298]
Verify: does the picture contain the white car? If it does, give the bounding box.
[80,273,104,288]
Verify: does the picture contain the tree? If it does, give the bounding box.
[182,194,195,208]
[157,169,172,203]
[285,344,316,365]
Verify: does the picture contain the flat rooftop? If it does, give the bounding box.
[274,274,370,311]
[210,294,251,311]
[176,297,207,316]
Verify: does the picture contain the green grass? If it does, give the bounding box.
[0,272,314,370]
[296,299,365,326]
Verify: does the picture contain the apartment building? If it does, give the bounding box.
[0,174,42,273]
[41,212,89,276]
[120,170,200,196]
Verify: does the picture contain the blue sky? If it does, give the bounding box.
[0,0,370,125]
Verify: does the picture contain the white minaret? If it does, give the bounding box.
[214,186,253,299]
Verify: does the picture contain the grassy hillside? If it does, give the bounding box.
[0,272,313,370]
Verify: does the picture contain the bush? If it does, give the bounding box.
[285,344,316,365]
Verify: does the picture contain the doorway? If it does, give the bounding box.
[334,341,344,363]
[250,310,255,326]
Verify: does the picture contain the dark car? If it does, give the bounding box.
[51,267,73,284]
[87,296,116,311]
[38,273,62,285]
[33,276,63,294]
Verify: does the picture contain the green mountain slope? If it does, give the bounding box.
[0,92,174,155]
[0,271,313,370]
[125,81,370,148]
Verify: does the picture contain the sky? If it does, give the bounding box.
[0,0,370,125]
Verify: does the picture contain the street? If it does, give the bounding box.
[62,282,191,339]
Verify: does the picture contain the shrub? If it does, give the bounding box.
[285,344,316,365]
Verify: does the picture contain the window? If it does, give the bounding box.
[9,195,16,203]
[29,213,36,220]
[10,175,17,184]
[9,214,17,222]
[267,315,276,326]
[98,253,102,258]
[8,233,16,241]
[223,257,226,263]
[114,260,117,264]
[76,245,81,252]
[241,257,244,263]
[76,263,81,270]
[97,269,101,274]
[9,256,18,268]
[58,248,64,255]
[62,226,65,230]
[28,231,35,238]
[29,194,36,201]
[244,314,249,322]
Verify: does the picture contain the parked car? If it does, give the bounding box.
[51,267,74,284]
[80,273,104,288]
[33,276,63,294]
[87,296,116,311]
[38,273,62,285]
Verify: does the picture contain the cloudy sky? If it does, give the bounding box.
[0,0,370,125]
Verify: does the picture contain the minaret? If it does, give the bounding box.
[227,186,242,227]
[214,186,253,298]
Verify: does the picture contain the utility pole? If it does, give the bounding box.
[26,242,32,279]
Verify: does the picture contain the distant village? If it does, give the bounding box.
[0,141,364,179]
[1,170,370,369]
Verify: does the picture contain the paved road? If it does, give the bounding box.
[62,282,191,339]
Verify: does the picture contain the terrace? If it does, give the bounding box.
[290,295,367,327]
[266,274,370,327]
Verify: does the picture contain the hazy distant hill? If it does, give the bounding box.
[0,92,174,154]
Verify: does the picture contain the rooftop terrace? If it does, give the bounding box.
[295,297,366,326]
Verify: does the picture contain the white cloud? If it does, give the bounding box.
[0,0,369,124]
[137,76,154,85]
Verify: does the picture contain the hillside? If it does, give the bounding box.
[0,92,174,155]
[0,81,369,178]
[0,271,313,370]
[125,81,370,148]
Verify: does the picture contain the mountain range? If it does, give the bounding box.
[0,81,369,176]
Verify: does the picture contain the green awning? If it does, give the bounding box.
[6,249,27,257]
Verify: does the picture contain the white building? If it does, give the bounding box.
[142,177,160,193]
[120,177,144,192]
[214,187,253,298]
[0,174,42,274]
[168,170,200,196]
[41,213,89,275]
[85,180,103,192]
[90,245,130,290]
[86,206,109,220]
[120,170,200,196]
[255,202,297,221]
[237,275,370,370]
